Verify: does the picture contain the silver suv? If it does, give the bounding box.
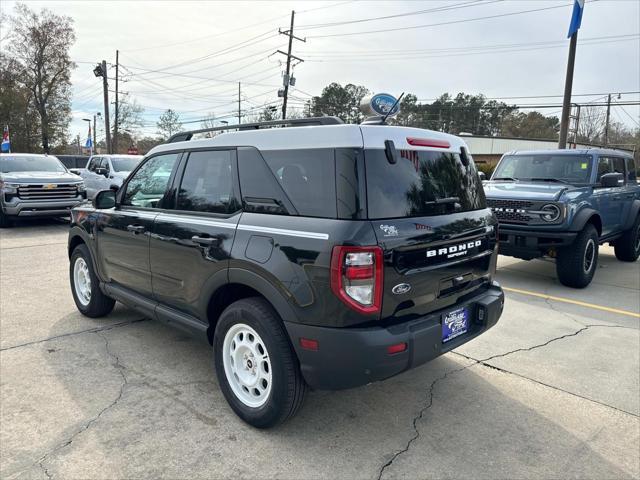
[0,153,86,227]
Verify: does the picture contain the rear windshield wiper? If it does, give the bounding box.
[528,177,569,184]
[492,177,517,181]
[423,197,460,206]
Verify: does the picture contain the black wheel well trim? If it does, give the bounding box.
[68,228,106,282]
[622,199,640,230]
[203,268,298,345]
[571,208,602,236]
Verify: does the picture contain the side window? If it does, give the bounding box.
[177,150,238,214]
[596,157,612,182]
[122,153,180,208]
[88,157,99,171]
[99,157,110,173]
[261,149,337,218]
[631,158,640,183]
[611,157,626,182]
[237,147,293,215]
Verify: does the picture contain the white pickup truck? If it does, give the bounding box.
[73,154,142,199]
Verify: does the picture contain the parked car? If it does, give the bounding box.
[485,149,640,288]
[0,153,86,227]
[67,117,504,428]
[74,154,143,199]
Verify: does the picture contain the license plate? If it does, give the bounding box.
[442,307,469,343]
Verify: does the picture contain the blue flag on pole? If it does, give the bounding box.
[568,0,585,38]
[1,125,10,153]
[85,124,93,149]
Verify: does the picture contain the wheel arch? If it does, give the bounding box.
[571,208,602,236]
[203,268,298,345]
[622,199,640,231]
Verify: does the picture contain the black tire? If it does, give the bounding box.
[0,209,12,228]
[213,297,306,428]
[556,224,599,288]
[69,244,115,317]
[614,215,640,262]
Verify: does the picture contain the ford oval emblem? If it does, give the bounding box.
[367,93,401,116]
[392,283,411,295]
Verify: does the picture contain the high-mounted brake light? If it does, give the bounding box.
[330,246,383,315]
[406,137,450,149]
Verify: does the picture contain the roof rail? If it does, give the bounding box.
[166,116,344,143]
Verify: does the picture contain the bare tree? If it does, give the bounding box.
[157,109,182,138]
[576,105,607,144]
[8,4,76,153]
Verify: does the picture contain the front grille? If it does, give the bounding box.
[17,184,78,200]
[486,199,533,224]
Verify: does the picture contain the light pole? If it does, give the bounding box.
[82,118,92,156]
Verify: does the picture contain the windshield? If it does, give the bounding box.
[365,149,486,219]
[111,156,142,172]
[0,155,66,173]
[493,154,592,183]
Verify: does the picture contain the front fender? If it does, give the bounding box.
[68,225,108,283]
[623,200,640,230]
[569,207,601,234]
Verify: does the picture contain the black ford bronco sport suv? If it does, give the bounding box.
[68,117,504,427]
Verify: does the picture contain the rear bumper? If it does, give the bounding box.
[2,197,85,217]
[498,226,577,260]
[285,283,504,390]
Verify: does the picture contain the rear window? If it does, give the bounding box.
[365,149,486,219]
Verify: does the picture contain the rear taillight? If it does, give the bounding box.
[330,246,383,314]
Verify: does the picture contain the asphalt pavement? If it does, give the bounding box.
[1,219,638,480]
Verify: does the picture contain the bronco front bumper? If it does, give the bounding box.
[284,282,504,390]
[497,226,577,260]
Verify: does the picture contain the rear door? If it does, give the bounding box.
[150,149,240,318]
[364,147,497,321]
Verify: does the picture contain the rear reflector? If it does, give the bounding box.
[387,342,407,355]
[406,137,450,148]
[300,338,319,351]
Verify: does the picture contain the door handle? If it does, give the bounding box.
[192,235,220,247]
[127,224,146,234]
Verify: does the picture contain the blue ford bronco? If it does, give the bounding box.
[484,149,640,288]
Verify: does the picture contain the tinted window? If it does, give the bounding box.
[494,154,592,183]
[99,157,110,171]
[87,157,99,171]
[122,153,179,208]
[0,155,66,173]
[237,147,293,215]
[177,150,238,214]
[261,149,337,218]
[366,149,486,219]
[111,156,142,172]
[336,148,365,219]
[626,158,637,182]
[611,157,626,181]
[597,157,612,181]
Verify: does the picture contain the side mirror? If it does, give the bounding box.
[69,168,81,176]
[478,171,487,181]
[600,172,624,187]
[95,167,108,176]
[93,189,116,209]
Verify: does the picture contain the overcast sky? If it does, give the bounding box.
[1,0,639,141]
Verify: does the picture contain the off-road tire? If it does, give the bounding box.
[556,224,599,288]
[70,244,115,317]
[614,215,640,262]
[213,297,306,428]
[0,209,12,228]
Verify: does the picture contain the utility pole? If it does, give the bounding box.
[93,115,97,152]
[99,60,112,153]
[114,50,119,153]
[238,82,241,124]
[604,93,612,146]
[277,11,305,120]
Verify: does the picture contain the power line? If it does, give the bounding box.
[615,101,640,127]
[296,0,500,29]
[306,0,601,38]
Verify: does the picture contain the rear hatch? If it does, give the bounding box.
[363,145,497,322]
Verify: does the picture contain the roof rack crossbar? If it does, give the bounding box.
[166,116,344,143]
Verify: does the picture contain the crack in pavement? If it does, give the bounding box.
[0,318,149,352]
[376,363,472,480]
[376,323,639,479]
[34,331,130,479]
